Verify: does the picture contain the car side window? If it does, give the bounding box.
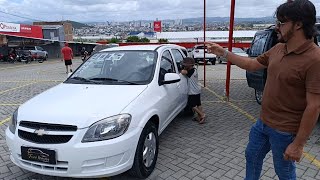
[181,49,188,57]
[171,49,185,71]
[171,49,184,63]
[159,50,176,83]
[160,50,176,73]
[250,33,269,57]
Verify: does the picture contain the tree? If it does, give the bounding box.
[140,37,150,42]
[126,36,140,42]
[109,38,120,43]
[158,38,168,43]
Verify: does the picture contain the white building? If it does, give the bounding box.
[156,30,257,42]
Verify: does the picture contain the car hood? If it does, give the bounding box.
[18,83,147,128]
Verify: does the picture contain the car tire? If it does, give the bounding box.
[255,89,263,105]
[211,58,216,65]
[129,121,159,178]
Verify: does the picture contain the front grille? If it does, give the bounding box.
[19,121,77,131]
[18,130,72,144]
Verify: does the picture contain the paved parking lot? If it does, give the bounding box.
[0,59,319,180]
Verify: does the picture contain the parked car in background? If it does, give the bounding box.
[217,47,248,63]
[246,24,319,105]
[316,23,320,44]
[17,46,48,62]
[6,44,189,179]
[246,26,280,104]
[191,45,216,65]
[16,49,32,64]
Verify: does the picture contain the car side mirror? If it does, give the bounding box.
[161,73,180,85]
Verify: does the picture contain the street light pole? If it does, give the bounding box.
[203,0,206,87]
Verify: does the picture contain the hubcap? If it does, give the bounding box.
[142,132,156,168]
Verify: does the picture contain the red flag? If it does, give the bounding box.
[153,21,162,32]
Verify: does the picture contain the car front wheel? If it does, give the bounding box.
[129,121,158,178]
[255,89,263,105]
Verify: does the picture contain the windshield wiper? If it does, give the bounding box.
[89,77,141,85]
[68,77,100,84]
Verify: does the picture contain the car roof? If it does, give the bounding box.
[161,44,187,50]
[100,44,185,52]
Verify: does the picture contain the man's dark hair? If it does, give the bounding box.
[182,57,195,65]
[275,0,316,39]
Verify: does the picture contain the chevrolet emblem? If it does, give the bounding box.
[34,129,48,136]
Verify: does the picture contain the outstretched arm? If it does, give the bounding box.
[206,42,266,71]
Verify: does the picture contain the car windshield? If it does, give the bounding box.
[65,50,157,85]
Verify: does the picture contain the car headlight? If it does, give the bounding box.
[9,109,18,134]
[82,114,131,142]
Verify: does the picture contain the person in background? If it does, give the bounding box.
[80,47,88,62]
[180,57,206,124]
[61,43,73,74]
[207,0,320,179]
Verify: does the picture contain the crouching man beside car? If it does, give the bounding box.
[207,0,320,179]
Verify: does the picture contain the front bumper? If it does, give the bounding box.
[5,126,142,178]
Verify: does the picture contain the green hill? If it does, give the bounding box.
[66,20,93,29]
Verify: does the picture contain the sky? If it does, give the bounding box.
[0,0,319,23]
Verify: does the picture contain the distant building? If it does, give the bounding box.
[128,31,156,38]
[33,21,73,41]
[252,24,274,30]
[40,25,65,41]
[156,30,257,42]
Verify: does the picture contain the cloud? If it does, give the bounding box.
[0,0,319,22]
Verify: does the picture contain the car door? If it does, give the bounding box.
[157,49,181,130]
[36,46,45,58]
[170,48,188,106]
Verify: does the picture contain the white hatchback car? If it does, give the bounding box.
[6,45,189,178]
[217,47,248,63]
[192,45,216,65]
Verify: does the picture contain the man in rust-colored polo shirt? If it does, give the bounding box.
[207,0,320,179]
[61,42,73,74]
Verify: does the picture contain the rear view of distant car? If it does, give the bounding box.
[191,45,216,65]
[217,47,248,64]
